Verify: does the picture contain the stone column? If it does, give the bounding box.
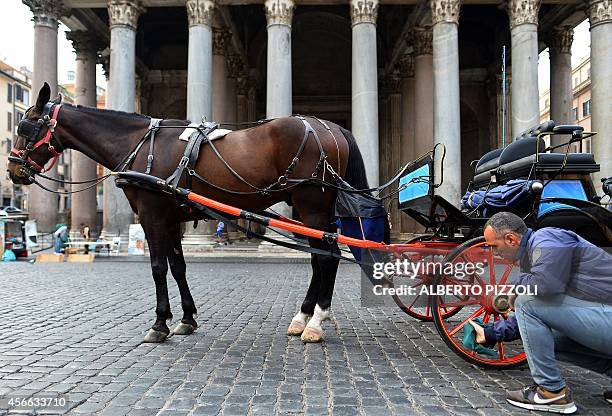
[398,54,417,235]
[388,74,402,240]
[264,0,294,230]
[546,26,574,149]
[236,70,249,123]
[508,0,541,137]
[225,54,241,124]
[66,31,101,238]
[431,0,462,205]
[587,0,612,187]
[186,0,214,122]
[103,0,144,243]
[212,28,230,122]
[351,0,379,187]
[413,26,434,161]
[23,0,65,233]
[265,0,294,118]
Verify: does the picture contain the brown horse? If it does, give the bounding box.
[8,83,371,343]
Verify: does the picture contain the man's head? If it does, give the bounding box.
[483,212,528,260]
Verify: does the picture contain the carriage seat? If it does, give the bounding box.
[472,135,599,188]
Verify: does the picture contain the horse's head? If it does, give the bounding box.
[7,82,64,185]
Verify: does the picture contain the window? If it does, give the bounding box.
[5,138,11,154]
[574,77,579,87]
[22,90,29,106]
[582,100,591,118]
[572,107,578,121]
[7,84,12,103]
[7,112,12,131]
[15,84,23,102]
[587,67,591,79]
[544,99,549,108]
[15,111,24,125]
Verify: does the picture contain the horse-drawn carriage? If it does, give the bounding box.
[7,83,611,369]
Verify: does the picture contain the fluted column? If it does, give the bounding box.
[388,74,402,239]
[66,31,101,238]
[212,28,230,122]
[103,0,144,242]
[587,0,612,188]
[225,54,241,124]
[413,26,433,161]
[186,0,214,122]
[508,0,541,137]
[546,26,573,149]
[23,0,66,232]
[265,0,294,118]
[351,0,379,187]
[431,0,462,205]
[398,54,417,235]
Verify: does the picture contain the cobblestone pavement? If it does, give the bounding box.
[0,262,609,416]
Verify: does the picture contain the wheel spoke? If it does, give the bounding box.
[483,313,491,324]
[498,341,506,360]
[498,264,514,285]
[448,307,485,336]
[439,299,480,308]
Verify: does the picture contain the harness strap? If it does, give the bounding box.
[145,118,162,174]
[166,122,218,189]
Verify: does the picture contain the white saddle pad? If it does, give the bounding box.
[179,123,232,142]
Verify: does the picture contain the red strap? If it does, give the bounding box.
[33,104,62,150]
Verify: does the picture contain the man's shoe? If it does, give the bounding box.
[506,385,577,414]
[604,390,612,405]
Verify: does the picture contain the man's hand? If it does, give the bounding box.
[468,320,486,344]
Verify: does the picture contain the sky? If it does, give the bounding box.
[0,0,591,101]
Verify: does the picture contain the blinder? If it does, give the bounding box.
[9,102,64,175]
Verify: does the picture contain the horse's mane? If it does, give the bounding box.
[68,103,151,121]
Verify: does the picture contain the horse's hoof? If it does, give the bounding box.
[173,322,196,335]
[143,329,169,343]
[300,326,322,343]
[287,320,306,336]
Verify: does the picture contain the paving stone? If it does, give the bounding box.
[0,262,608,416]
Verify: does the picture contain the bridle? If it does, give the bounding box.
[9,102,64,178]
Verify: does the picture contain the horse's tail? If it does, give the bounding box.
[338,126,391,244]
[339,126,369,191]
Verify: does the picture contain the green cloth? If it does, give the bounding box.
[462,318,499,357]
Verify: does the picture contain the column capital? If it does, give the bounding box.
[212,28,231,55]
[66,31,104,56]
[507,0,541,29]
[264,0,294,28]
[586,0,612,28]
[351,0,379,26]
[412,26,432,56]
[107,0,144,30]
[23,0,67,28]
[397,54,414,78]
[545,25,573,54]
[186,0,215,27]
[430,0,461,25]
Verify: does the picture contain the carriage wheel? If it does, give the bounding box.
[431,237,527,369]
[388,236,463,322]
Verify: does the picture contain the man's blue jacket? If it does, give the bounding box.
[483,227,612,347]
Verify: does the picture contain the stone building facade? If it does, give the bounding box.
[21,0,612,241]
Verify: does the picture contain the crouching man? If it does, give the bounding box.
[473,212,612,414]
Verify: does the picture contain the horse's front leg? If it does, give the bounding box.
[140,219,173,343]
[167,223,198,335]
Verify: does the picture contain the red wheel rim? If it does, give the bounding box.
[433,241,526,367]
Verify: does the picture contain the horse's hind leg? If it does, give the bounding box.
[300,240,340,343]
[167,222,198,335]
[287,254,319,335]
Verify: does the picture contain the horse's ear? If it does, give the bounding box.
[52,93,63,105]
[35,82,51,111]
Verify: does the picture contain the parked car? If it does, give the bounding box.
[0,206,22,214]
